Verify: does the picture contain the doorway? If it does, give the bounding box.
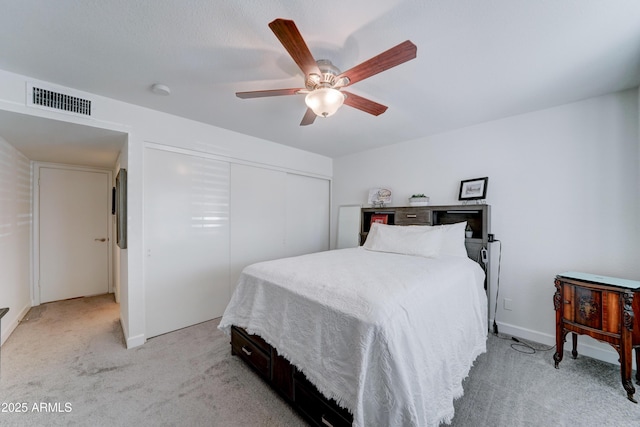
[34,163,112,304]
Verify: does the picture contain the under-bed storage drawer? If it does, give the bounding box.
[394,207,431,225]
[231,326,270,379]
[294,374,352,427]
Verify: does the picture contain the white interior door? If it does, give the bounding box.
[39,166,111,303]
[144,148,230,338]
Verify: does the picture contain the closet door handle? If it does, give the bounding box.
[94,238,107,242]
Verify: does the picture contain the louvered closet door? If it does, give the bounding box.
[144,148,230,338]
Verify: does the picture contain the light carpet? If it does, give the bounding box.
[1,294,640,426]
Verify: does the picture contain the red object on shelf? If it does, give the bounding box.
[371,214,388,225]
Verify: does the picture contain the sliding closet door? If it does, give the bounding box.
[229,165,330,293]
[284,173,330,257]
[229,164,286,293]
[144,148,230,338]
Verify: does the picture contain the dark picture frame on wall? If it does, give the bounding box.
[111,187,116,215]
[115,168,127,249]
[458,177,488,201]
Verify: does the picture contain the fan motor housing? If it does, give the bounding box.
[305,59,348,90]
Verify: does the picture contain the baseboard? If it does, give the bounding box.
[120,317,145,349]
[495,320,628,368]
[1,302,31,346]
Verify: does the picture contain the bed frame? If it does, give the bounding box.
[229,204,491,426]
[231,325,352,426]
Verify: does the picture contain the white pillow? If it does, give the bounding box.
[435,221,468,257]
[363,223,444,258]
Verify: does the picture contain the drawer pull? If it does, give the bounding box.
[406,214,417,218]
[321,415,334,427]
[564,300,571,304]
[241,346,252,356]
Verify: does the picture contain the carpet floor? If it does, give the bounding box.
[1,294,640,426]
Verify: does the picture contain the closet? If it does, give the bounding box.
[144,148,330,338]
[229,164,330,293]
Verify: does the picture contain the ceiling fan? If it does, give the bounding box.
[236,18,417,126]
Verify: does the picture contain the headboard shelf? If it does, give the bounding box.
[360,204,491,264]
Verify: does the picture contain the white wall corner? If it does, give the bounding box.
[1,302,31,346]
[120,317,145,349]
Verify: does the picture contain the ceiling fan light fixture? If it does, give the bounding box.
[305,87,345,118]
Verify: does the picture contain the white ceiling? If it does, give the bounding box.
[0,0,639,164]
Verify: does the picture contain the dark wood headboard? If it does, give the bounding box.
[360,204,491,272]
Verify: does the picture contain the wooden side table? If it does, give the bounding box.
[553,272,640,402]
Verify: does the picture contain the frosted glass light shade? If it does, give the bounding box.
[305,88,345,117]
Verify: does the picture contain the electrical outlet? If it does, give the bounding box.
[503,298,513,311]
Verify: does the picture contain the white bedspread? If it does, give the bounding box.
[218,248,487,427]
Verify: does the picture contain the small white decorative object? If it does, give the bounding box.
[465,224,473,238]
[408,194,429,206]
[369,188,392,207]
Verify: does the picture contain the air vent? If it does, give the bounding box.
[26,83,92,116]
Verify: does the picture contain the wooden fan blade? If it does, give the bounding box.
[236,88,303,99]
[269,19,321,77]
[342,91,388,116]
[337,40,417,87]
[300,108,317,126]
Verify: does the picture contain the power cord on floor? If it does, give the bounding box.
[492,333,556,355]
[491,239,501,335]
[486,239,556,355]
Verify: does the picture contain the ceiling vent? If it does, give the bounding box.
[26,82,92,116]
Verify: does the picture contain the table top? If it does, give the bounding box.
[558,271,640,290]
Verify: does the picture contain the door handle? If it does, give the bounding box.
[94,238,107,242]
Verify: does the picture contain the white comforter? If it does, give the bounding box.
[218,248,487,427]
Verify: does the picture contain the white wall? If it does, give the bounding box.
[332,89,639,364]
[0,137,31,345]
[0,68,332,348]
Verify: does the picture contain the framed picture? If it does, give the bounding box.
[115,168,127,249]
[458,177,488,201]
[368,188,392,207]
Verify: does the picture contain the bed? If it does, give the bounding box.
[219,219,488,427]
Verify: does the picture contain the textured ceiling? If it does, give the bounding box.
[0,0,639,161]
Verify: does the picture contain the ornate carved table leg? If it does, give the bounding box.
[622,291,636,403]
[635,348,640,385]
[553,281,564,368]
[571,333,578,359]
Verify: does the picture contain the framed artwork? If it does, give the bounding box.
[368,188,392,207]
[458,177,488,201]
[115,168,127,249]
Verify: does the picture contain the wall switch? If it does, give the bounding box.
[503,298,513,311]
